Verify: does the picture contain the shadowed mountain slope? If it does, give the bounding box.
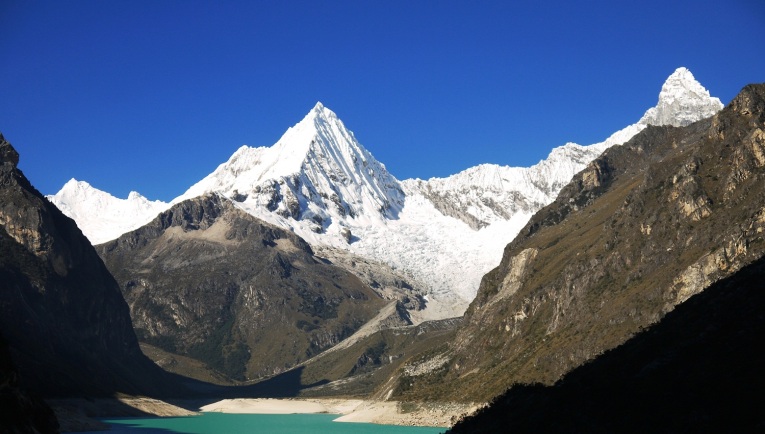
[448,254,765,433]
[0,134,178,399]
[0,333,58,434]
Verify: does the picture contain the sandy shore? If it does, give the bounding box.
[200,398,363,415]
[200,398,479,427]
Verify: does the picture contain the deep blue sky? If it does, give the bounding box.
[2,1,764,201]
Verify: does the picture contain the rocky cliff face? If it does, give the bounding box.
[0,134,175,398]
[392,83,765,402]
[97,193,388,382]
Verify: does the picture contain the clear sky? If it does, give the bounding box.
[1,0,763,201]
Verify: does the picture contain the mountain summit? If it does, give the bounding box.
[49,179,170,244]
[176,102,405,239]
[641,67,723,126]
[404,67,725,230]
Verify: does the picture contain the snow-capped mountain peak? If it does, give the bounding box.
[404,67,723,231]
[47,179,170,244]
[175,102,405,240]
[640,67,723,127]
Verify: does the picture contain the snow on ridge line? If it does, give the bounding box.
[403,66,723,230]
[47,179,171,245]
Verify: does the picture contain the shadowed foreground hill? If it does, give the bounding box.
[448,254,765,433]
[0,333,58,434]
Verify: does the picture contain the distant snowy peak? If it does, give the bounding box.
[47,179,169,245]
[579,67,723,152]
[639,67,724,127]
[407,67,724,229]
[177,102,404,237]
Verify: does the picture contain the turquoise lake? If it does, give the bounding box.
[83,413,447,434]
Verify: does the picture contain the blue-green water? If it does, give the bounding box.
[83,413,446,434]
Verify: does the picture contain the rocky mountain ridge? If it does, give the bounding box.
[448,254,765,433]
[391,82,765,402]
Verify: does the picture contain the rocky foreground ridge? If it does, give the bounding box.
[448,254,765,433]
[1,134,196,432]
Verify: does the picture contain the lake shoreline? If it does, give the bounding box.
[51,396,479,431]
[200,398,479,428]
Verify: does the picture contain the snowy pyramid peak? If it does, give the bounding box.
[295,101,338,130]
[640,67,723,127]
[311,100,327,113]
[176,103,405,238]
[660,67,707,98]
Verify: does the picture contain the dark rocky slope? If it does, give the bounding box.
[97,194,389,382]
[0,134,177,399]
[0,333,58,434]
[448,254,765,433]
[394,83,765,402]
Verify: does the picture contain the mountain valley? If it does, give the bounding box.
[3,69,763,432]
